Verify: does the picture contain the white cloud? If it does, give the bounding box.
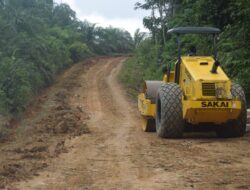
[78,13,146,35]
[54,0,148,35]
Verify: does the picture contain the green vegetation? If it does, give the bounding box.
[120,39,162,99]
[121,0,250,105]
[0,0,133,115]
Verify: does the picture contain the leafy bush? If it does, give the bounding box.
[0,0,133,115]
[69,42,91,63]
[120,39,162,99]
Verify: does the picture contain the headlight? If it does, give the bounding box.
[215,83,227,99]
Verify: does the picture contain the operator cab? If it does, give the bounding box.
[166,27,221,83]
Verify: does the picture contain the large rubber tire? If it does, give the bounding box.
[217,83,247,138]
[142,117,156,132]
[156,83,184,138]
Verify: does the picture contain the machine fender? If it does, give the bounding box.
[143,81,163,103]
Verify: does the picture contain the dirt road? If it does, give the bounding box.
[1,57,250,189]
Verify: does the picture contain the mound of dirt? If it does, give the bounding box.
[0,60,92,189]
[36,88,89,136]
[38,108,89,135]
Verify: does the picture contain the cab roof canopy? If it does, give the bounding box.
[167,27,221,34]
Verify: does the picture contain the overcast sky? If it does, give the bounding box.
[54,0,149,35]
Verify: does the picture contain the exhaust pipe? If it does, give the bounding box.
[211,60,220,74]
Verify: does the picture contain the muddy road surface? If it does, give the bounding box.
[1,57,250,190]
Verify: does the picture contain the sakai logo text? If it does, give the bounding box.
[201,101,229,108]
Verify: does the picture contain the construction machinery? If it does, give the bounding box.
[138,27,247,138]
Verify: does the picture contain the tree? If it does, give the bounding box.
[134,28,147,48]
[52,4,76,27]
[0,0,133,114]
[135,0,250,105]
[135,0,170,45]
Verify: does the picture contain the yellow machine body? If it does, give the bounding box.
[138,56,242,125]
[138,93,156,117]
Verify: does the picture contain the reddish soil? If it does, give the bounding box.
[0,57,250,190]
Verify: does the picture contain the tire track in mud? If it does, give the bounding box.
[82,57,154,189]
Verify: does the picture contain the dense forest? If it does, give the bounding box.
[121,0,250,105]
[0,0,133,115]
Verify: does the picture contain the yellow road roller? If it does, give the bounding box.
[138,27,247,138]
